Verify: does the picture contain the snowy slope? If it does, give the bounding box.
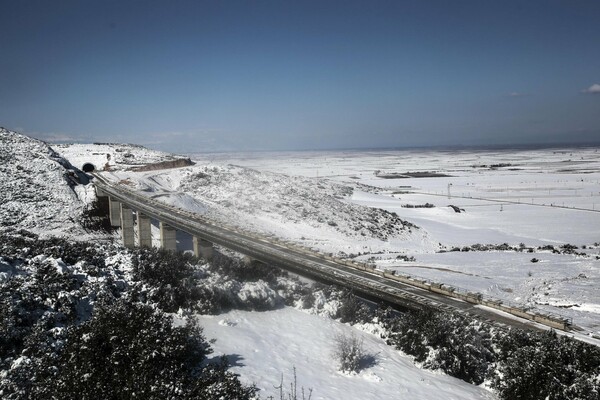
[194,148,600,336]
[199,308,496,400]
[54,142,178,173]
[98,163,438,257]
[55,143,600,335]
[0,128,88,237]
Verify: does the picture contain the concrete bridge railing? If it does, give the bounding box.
[96,185,214,260]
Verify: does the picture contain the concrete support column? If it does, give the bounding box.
[193,236,213,260]
[159,222,177,252]
[109,197,121,227]
[120,204,135,249]
[137,213,152,248]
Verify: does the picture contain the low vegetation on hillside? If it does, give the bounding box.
[319,292,600,400]
[0,232,261,399]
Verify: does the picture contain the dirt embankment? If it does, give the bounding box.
[129,158,195,172]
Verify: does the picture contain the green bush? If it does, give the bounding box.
[131,248,202,312]
[28,300,255,399]
[491,330,600,400]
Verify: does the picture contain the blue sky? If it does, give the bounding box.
[1,0,599,152]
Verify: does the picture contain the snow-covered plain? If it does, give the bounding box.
[194,148,600,336]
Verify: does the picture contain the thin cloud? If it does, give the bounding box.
[28,131,91,143]
[507,92,529,97]
[581,83,600,94]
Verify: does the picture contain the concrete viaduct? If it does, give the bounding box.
[102,191,214,260]
[93,174,575,334]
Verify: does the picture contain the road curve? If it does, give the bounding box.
[94,174,553,332]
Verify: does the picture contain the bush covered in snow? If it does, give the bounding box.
[337,290,372,324]
[373,304,600,398]
[0,233,257,399]
[131,248,203,312]
[491,329,600,400]
[381,308,494,384]
[29,300,255,399]
[130,246,306,314]
[333,332,368,373]
[210,253,284,285]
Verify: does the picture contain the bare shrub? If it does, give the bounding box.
[333,332,368,373]
[270,367,312,400]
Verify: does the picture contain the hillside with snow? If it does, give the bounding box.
[94,163,439,258]
[0,134,499,399]
[0,128,90,237]
[53,142,178,173]
[53,141,600,337]
[4,133,600,399]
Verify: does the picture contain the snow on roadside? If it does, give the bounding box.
[198,307,496,400]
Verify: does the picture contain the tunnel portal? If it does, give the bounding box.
[82,163,96,173]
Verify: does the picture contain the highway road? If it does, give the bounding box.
[94,174,554,332]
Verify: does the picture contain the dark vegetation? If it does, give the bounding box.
[2,229,599,399]
[471,163,513,169]
[80,197,114,233]
[441,242,592,257]
[0,232,257,399]
[374,171,451,178]
[131,248,202,312]
[448,204,465,213]
[129,247,304,315]
[327,292,600,399]
[401,203,435,208]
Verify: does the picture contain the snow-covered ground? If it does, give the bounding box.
[185,148,600,336]
[54,143,600,336]
[53,142,177,173]
[197,307,496,400]
[0,129,89,237]
[4,136,595,398]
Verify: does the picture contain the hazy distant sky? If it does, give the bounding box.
[1,1,599,152]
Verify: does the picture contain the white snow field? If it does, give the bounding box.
[197,307,496,400]
[57,144,600,335]
[192,148,600,337]
[55,142,599,398]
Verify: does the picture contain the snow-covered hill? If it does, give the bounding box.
[99,163,438,257]
[54,142,180,173]
[6,132,600,399]
[0,128,88,237]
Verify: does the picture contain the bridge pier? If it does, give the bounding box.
[95,187,108,198]
[193,236,213,260]
[159,222,177,252]
[120,204,135,248]
[137,213,152,248]
[108,197,121,227]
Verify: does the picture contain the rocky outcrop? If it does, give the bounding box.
[129,158,195,172]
